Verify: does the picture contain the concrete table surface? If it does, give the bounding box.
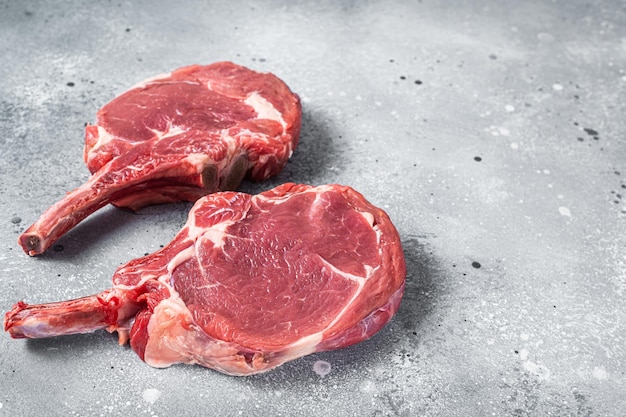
[1,0,625,416]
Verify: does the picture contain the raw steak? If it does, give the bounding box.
[5,183,406,376]
[19,62,302,256]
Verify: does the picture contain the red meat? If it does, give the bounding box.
[6,183,406,376]
[19,62,301,256]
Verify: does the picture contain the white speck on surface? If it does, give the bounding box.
[510,142,519,149]
[592,366,608,380]
[523,360,551,381]
[558,206,571,217]
[313,360,332,377]
[518,348,529,360]
[505,104,515,112]
[142,388,162,405]
[552,83,564,91]
[360,379,377,393]
[537,32,554,42]
[621,75,626,82]
[487,125,510,136]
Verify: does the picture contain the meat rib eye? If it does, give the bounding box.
[19,62,302,256]
[5,183,406,376]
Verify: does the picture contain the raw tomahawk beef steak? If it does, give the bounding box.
[19,61,301,256]
[5,183,406,376]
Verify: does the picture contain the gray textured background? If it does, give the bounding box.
[1,0,625,416]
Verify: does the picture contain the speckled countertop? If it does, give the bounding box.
[1,0,625,416]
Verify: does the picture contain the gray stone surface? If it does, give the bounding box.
[1,0,625,415]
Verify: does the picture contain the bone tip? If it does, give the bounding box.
[18,233,42,256]
[4,301,28,336]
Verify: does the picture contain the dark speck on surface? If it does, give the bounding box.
[415,80,422,85]
[66,82,75,87]
[472,261,481,269]
[474,156,482,162]
[583,127,599,136]
[11,216,21,224]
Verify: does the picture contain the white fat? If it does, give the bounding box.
[165,214,236,275]
[257,154,271,165]
[244,92,286,128]
[87,126,116,158]
[323,282,366,332]
[125,70,199,95]
[128,71,172,90]
[363,264,378,276]
[150,124,187,140]
[87,121,187,164]
[318,257,368,286]
[184,153,212,170]
[219,130,239,155]
[231,128,271,144]
[359,210,375,226]
[190,213,230,240]
[197,226,230,251]
[143,295,194,368]
[359,209,383,246]
[283,332,323,358]
[166,245,196,276]
[315,255,381,332]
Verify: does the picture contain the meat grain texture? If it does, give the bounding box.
[19,62,302,256]
[6,183,406,376]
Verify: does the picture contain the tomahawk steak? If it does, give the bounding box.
[19,62,302,256]
[6,183,406,376]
